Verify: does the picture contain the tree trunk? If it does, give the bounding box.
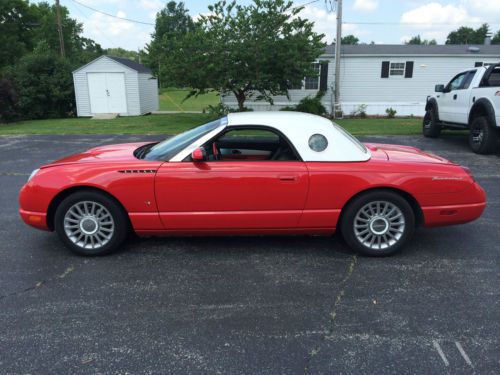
[234,90,246,112]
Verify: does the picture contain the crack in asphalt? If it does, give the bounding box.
[303,254,358,374]
[0,265,75,301]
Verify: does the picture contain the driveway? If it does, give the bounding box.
[0,134,498,374]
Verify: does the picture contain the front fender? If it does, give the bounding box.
[425,97,440,120]
[19,162,162,221]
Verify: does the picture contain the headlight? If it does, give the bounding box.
[27,168,39,182]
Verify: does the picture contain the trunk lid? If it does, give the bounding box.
[365,143,453,164]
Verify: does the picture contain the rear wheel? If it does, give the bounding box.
[469,116,498,154]
[423,107,441,138]
[340,191,415,256]
[54,191,129,256]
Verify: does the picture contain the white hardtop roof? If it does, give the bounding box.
[226,112,370,162]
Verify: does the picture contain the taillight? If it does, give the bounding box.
[461,166,475,182]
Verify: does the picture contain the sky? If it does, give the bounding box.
[37,0,500,50]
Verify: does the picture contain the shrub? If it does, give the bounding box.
[281,91,327,116]
[385,107,397,118]
[350,104,367,118]
[204,103,253,118]
[0,78,18,123]
[5,53,75,120]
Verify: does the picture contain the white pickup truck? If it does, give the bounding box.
[424,63,500,154]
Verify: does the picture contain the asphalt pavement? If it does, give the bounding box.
[0,133,499,374]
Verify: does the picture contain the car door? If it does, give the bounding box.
[154,127,309,231]
[439,71,467,122]
[452,70,476,124]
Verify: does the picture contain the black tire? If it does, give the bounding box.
[469,116,498,154]
[340,191,415,257]
[54,190,129,256]
[422,107,441,138]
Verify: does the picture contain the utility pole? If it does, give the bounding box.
[55,0,65,58]
[333,0,342,118]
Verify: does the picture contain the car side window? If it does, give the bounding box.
[203,127,298,162]
[447,72,467,91]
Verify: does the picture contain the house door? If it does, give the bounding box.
[88,72,127,114]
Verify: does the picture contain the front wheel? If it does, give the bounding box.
[423,107,441,138]
[340,191,415,256]
[54,191,129,256]
[469,116,498,154]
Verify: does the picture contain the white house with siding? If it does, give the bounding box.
[73,55,158,117]
[221,44,500,116]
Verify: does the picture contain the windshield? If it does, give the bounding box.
[144,118,224,161]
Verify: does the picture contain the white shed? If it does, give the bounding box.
[72,55,158,117]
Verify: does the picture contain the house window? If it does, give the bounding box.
[389,62,405,76]
[305,63,320,90]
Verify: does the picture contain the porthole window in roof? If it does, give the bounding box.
[308,134,328,152]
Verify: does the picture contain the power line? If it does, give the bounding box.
[344,21,500,26]
[70,0,119,48]
[71,0,154,26]
[292,0,320,10]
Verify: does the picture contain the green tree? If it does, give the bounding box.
[492,30,500,44]
[0,0,38,71]
[405,35,437,45]
[0,78,18,122]
[170,0,325,111]
[30,1,102,65]
[5,52,75,120]
[446,24,489,44]
[341,34,359,45]
[105,48,140,62]
[144,1,195,87]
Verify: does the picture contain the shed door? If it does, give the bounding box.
[88,73,127,114]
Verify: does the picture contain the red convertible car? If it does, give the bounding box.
[19,112,485,256]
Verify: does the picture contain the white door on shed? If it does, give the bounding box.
[87,72,127,114]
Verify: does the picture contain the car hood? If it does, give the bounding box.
[44,142,151,167]
[365,143,453,164]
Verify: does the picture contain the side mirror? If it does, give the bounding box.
[435,84,445,93]
[191,147,206,162]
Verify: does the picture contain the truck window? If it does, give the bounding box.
[447,72,467,91]
[486,67,500,87]
[462,70,476,89]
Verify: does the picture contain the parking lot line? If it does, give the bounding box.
[432,340,449,367]
[455,341,473,367]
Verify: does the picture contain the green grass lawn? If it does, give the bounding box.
[0,114,429,136]
[159,88,219,112]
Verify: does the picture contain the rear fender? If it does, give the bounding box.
[468,98,497,127]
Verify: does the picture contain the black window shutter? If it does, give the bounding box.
[381,61,390,78]
[319,63,328,91]
[404,61,414,78]
[474,62,483,67]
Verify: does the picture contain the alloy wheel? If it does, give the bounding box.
[353,200,405,250]
[63,201,115,249]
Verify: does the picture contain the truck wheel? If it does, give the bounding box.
[469,116,498,154]
[423,108,441,138]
